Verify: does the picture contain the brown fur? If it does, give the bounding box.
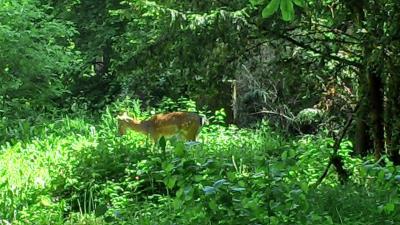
[117,112,204,142]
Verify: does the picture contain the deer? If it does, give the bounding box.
[117,111,207,143]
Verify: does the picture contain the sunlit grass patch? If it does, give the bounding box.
[1,105,400,224]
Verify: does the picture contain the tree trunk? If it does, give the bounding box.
[354,69,371,156]
[355,108,370,156]
[386,69,400,165]
[367,66,385,161]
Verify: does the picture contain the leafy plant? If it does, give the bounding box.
[251,0,305,21]
[0,0,77,116]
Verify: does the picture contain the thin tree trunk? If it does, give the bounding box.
[367,66,385,161]
[354,70,371,156]
[386,69,400,165]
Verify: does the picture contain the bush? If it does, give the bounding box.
[1,99,400,224]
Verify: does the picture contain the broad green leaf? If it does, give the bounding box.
[292,0,304,7]
[173,199,183,209]
[300,182,309,193]
[40,196,53,207]
[159,136,166,149]
[94,204,108,217]
[184,186,194,201]
[378,170,385,181]
[213,179,227,188]
[227,171,236,180]
[383,202,395,213]
[250,0,264,6]
[203,186,216,195]
[162,162,174,173]
[165,176,177,189]
[230,187,246,192]
[176,187,184,198]
[174,141,185,157]
[280,0,294,21]
[209,199,218,210]
[281,150,288,159]
[194,175,204,182]
[262,0,281,18]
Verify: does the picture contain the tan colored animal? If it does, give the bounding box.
[117,112,206,143]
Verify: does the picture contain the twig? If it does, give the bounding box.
[276,34,363,69]
[313,98,363,188]
[248,110,295,122]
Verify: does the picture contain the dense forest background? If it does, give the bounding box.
[1,0,400,224]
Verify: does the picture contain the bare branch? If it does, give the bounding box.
[277,34,362,69]
[313,96,363,188]
[248,110,295,122]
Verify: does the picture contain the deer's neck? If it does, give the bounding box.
[129,120,151,135]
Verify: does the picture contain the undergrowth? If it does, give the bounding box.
[1,99,400,224]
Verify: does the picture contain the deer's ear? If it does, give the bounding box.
[118,112,129,117]
[117,112,125,120]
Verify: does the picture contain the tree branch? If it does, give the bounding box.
[313,97,363,188]
[226,39,270,64]
[248,110,295,122]
[277,34,362,69]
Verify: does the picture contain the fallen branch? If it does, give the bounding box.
[313,99,363,188]
[249,110,295,122]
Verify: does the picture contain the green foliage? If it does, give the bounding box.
[296,108,323,122]
[1,0,400,224]
[258,0,304,21]
[156,97,198,113]
[24,0,255,113]
[1,100,400,224]
[280,0,294,21]
[262,0,280,18]
[53,0,253,110]
[0,0,77,115]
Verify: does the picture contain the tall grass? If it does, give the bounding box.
[1,99,400,224]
